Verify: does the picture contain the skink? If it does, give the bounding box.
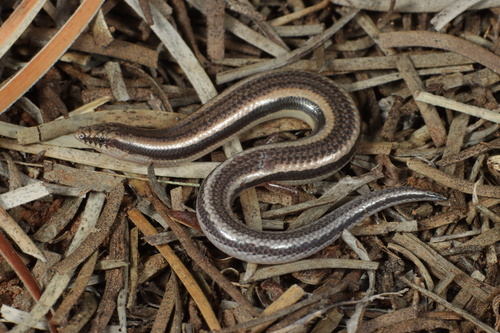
[75,71,445,264]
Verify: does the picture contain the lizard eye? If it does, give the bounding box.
[75,129,90,142]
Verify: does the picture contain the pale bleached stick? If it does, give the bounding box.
[329,0,500,13]
[430,0,483,31]
[415,91,500,124]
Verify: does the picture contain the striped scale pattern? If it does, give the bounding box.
[75,71,445,264]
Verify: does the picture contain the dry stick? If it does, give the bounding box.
[217,272,360,333]
[415,91,500,124]
[130,180,260,317]
[328,0,500,13]
[225,0,266,21]
[269,0,330,26]
[9,185,118,333]
[355,307,422,332]
[41,1,57,19]
[88,217,126,333]
[105,61,129,101]
[188,0,288,57]
[127,227,139,308]
[0,231,42,302]
[124,0,216,103]
[122,64,173,113]
[0,0,105,113]
[127,208,221,330]
[440,111,469,176]
[206,0,225,62]
[247,259,378,282]
[137,0,153,25]
[151,274,178,333]
[407,158,500,198]
[52,182,125,275]
[392,233,496,302]
[217,8,360,83]
[396,55,447,147]
[0,232,57,333]
[323,52,474,73]
[91,7,114,46]
[25,27,158,67]
[50,251,99,327]
[0,0,46,58]
[249,285,305,332]
[437,138,500,166]
[344,13,384,130]
[430,0,484,31]
[379,31,500,74]
[0,205,46,261]
[388,243,435,291]
[399,276,498,333]
[147,164,172,208]
[169,0,208,65]
[355,11,396,56]
[226,0,290,50]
